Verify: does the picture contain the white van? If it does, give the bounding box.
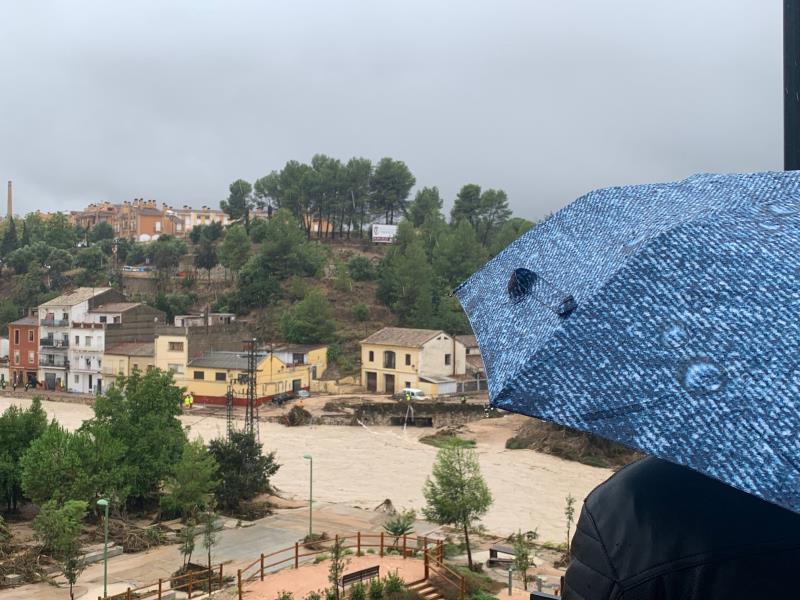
[395,388,427,401]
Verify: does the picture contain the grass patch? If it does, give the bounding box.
[420,432,476,449]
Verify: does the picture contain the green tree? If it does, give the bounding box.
[46,248,75,277]
[371,158,416,224]
[488,218,534,256]
[219,226,248,273]
[231,256,281,312]
[44,213,79,249]
[75,246,105,272]
[208,431,279,512]
[200,510,218,571]
[0,398,48,511]
[353,303,369,336]
[327,537,350,600]
[512,531,531,590]
[345,157,373,237]
[475,189,512,245]
[161,439,220,521]
[33,500,88,600]
[422,441,493,570]
[406,187,443,227]
[433,221,487,288]
[259,209,326,279]
[20,219,30,246]
[280,290,337,344]
[221,179,254,230]
[152,292,195,324]
[93,369,186,506]
[347,256,375,281]
[150,235,187,285]
[218,225,251,278]
[450,184,483,228]
[194,239,218,282]
[565,493,576,556]
[1,216,17,256]
[88,221,115,243]
[178,522,197,568]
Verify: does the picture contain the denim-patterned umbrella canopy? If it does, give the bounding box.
[455,171,800,514]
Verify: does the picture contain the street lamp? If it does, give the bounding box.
[303,454,313,537]
[96,498,109,599]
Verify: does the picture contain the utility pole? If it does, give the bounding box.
[243,338,259,442]
[226,381,235,441]
[785,1,800,169]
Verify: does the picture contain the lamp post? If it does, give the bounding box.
[96,498,109,599]
[303,453,313,537]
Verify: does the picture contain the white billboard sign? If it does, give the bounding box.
[371,224,398,243]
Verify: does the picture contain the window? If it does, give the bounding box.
[193,371,205,380]
[85,358,91,368]
[62,312,68,321]
[168,341,184,352]
[383,351,396,369]
[132,363,139,371]
[368,350,374,362]
[74,374,79,384]
[215,372,226,381]
[444,353,451,366]
[466,348,471,355]
[85,336,92,346]
[27,351,34,365]
[155,221,162,232]
[13,329,19,345]
[75,335,79,345]
[27,330,33,342]
[168,363,184,374]
[237,373,249,384]
[405,381,411,389]
[14,351,20,365]
[405,354,411,366]
[292,353,305,365]
[99,316,107,323]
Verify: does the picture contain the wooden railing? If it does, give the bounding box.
[98,563,225,600]
[97,531,465,600]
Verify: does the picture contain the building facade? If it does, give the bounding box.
[360,327,467,396]
[9,314,39,386]
[102,341,156,389]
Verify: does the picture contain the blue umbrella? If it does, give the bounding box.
[455,171,800,514]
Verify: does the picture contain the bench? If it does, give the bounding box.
[340,565,380,589]
[487,543,515,567]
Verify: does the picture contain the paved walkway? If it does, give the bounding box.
[0,504,436,600]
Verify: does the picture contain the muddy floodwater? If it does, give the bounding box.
[0,396,612,541]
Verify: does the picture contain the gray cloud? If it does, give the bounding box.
[0,0,781,220]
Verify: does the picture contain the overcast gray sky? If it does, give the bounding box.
[0,1,782,221]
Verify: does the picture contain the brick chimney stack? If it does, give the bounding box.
[6,181,11,219]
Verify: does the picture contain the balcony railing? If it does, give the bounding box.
[39,358,67,368]
[40,339,69,349]
[40,319,69,327]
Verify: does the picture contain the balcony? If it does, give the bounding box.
[40,319,69,327]
[39,358,67,368]
[40,338,69,349]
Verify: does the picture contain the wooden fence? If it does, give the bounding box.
[98,532,465,600]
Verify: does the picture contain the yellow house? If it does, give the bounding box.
[102,341,155,389]
[154,332,189,378]
[181,350,317,406]
[360,327,466,396]
[272,344,328,379]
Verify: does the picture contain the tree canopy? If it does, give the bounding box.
[208,431,279,511]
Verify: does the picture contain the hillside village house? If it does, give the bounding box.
[38,288,165,393]
[360,327,467,396]
[9,313,39,386]
[102,341,156,389]
[153,325,326,405]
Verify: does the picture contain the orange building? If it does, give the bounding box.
[9,314,39,386]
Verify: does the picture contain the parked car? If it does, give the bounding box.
[393,388,428,401]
